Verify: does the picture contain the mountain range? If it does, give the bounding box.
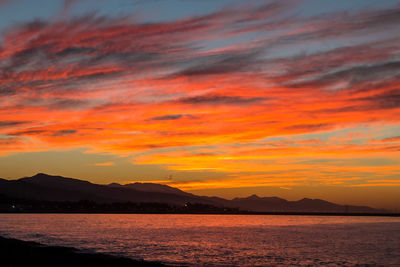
[0,173,384,213]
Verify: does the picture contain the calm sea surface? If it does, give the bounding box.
[0,214,399,266]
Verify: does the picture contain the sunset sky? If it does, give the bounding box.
[0,0,399,210]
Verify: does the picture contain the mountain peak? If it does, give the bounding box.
[33,173,51,177]
[19,173,93,187]
[31,173,69,179]
[30,173,64,180]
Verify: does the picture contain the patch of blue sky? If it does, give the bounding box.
[297,0,400,18]
[196,30,265,52]
[0,0,61,34]
[0,0,243,34]
[262,26,398,62]
[75,0,243,23]
[0,134,13,139]
[259,124,400,145]
[373,124,400,140]
[295,157,399,167]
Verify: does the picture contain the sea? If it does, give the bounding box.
[0,214,399,266]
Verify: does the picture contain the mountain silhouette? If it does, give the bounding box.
[230,195,378,213]
[108,182,192,197]
[0,173,383,213]
[0,173,213,206]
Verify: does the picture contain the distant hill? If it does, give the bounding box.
[0,173,214,206]
[0,173,384,213]
[230,195,379,213]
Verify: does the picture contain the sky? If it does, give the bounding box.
[0,0,399,210]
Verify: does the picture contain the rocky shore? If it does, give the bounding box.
[0,236,167,267]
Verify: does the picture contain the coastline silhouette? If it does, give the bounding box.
[0,173,390,215]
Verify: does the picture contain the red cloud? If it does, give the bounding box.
[0,2,399,164]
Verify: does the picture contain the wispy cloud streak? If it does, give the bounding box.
[0,1,399,190]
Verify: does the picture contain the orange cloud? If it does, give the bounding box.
[93,162,115,166]
[0,2,399,198]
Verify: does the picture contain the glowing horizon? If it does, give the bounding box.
[0,0,399,210]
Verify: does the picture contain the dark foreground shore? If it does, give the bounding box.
[0,236,166,267]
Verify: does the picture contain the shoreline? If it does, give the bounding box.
[1,211,399,217]
[0,235,167,267]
